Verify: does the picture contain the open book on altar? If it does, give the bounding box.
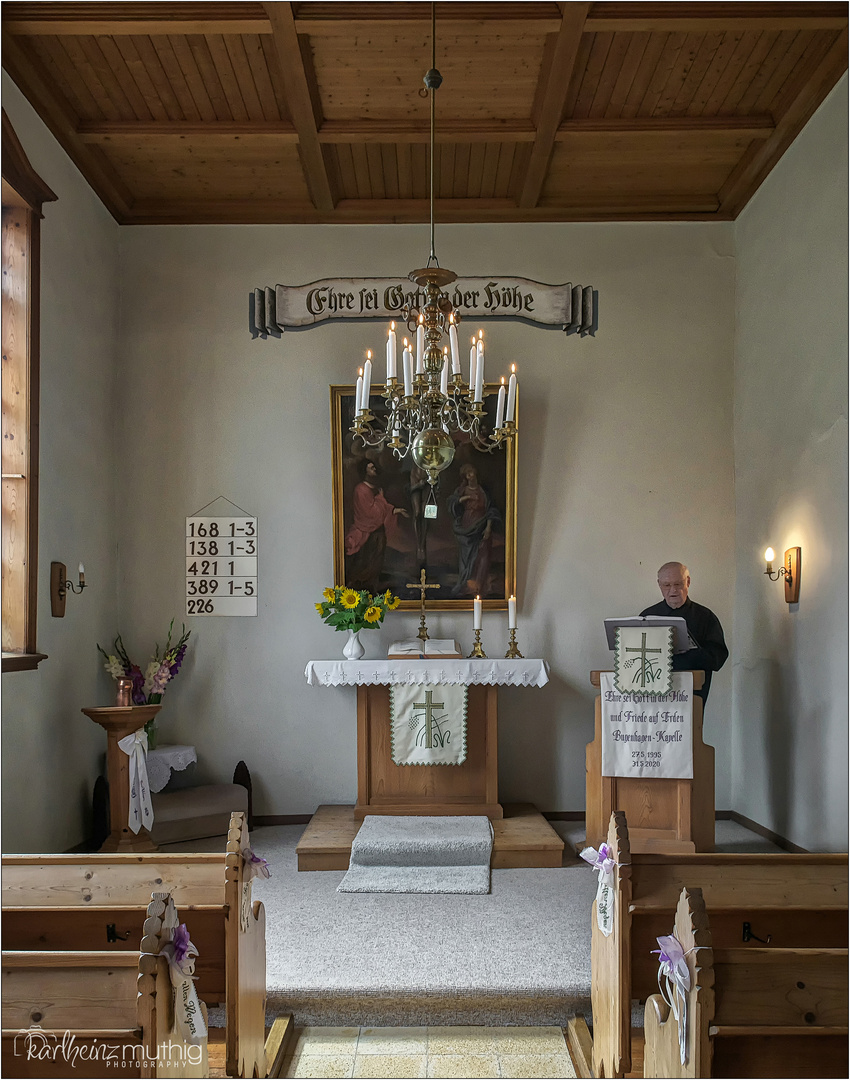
[603,616,696,653]
[387,639,464,659]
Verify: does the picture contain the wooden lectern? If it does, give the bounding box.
[584,669,714,854]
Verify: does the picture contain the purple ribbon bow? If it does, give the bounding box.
[242,845,271,880]
[579,842,615,879]
[162,922,199,976]
[651,932,692,1064]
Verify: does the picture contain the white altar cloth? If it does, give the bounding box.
[304,658,549,688]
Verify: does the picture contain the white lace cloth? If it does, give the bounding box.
[146,744,198,794]
[304,658,549,688]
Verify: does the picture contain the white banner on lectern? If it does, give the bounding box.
[601,672,694,779]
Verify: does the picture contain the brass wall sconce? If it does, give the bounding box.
[763,547,800,604]
[51,561,86,617]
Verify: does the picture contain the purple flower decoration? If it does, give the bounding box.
[173,923,193,965]
[580,842,615,878]
[242,846,271,880]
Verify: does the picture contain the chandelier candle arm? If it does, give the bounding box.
[506,370,517,423]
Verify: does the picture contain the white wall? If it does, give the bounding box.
[1,74,120,851]
[732,75,849,852]
[116,220,736,816]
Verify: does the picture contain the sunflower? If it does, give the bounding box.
[364,606,381,624]
[322,587,336,602]
[340,588,360,609]
[314,603,325,614]
[387,595,401,610]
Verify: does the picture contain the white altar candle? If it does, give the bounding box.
[449,320,460,375]
[506,367,517,422]
[416,318,425,375]
[362,357,373,407]
[474,336,484,402]
[387,323,397,380]
[355,373,363,413]
[495,379,506,429]
[402,343,413,397]
[440,350,449,395]
[473,595,482,630]
[508,595,517,629]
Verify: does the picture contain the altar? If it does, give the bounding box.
[301,658,564,869]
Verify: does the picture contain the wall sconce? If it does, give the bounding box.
[763,547,800,604]
[50,561,86,617]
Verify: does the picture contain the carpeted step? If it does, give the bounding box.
[349,815,494,867]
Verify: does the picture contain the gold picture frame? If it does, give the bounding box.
[330,384,517,611]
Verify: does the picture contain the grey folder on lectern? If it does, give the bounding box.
[603,616,694,653]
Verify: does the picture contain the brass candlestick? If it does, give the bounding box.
[505,628,524,658]
[468,629,486,658]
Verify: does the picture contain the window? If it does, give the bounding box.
[1,111,55,672]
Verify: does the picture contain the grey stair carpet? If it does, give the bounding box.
[338,815,494,894]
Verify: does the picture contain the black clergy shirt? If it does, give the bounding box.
[638,597,728,704]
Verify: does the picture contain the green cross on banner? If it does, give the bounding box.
[413,689,445,749]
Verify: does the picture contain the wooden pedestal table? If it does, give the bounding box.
[82,704,161,852]
[583,669,714,854]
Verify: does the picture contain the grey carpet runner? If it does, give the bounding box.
[338,815,494,894]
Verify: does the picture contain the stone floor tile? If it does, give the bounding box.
[427,1052,501,1077]
[491,1027,568,1055]
[427,1027,496,1055]
[498,1051,577,1078]
[352,1054,427,1078]
[356,1027,428,1054]
[287,1051,355,1078]
[295,1027,361,1055]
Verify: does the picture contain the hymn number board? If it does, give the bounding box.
[185,516,258,616]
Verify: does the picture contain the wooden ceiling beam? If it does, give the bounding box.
[125,191,722,225]
[520,3,590,209]
[1,3,272,36]
[74,115,776,144]
[717,28,848,217]
[263,2,335,212]
[584,3,848,33]
[2,35,134,221]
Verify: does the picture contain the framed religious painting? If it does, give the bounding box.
[330,384,517,611]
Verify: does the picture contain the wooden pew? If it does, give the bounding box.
[644,886,848,1078]
[586,810,848,1078]
[2,812,290,1079]
[1,892,208,1078]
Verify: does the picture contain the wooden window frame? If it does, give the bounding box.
[2,111,55,672]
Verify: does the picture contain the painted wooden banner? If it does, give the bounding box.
[252,277,594,335]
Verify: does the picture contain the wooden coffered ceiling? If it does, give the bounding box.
[2,2,847,224]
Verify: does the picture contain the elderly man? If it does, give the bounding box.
[640,561,728,703]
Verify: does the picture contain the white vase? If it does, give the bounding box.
[343,629,365,660]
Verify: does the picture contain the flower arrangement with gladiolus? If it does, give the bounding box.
[98,620,191,705]
[315,586,400,632]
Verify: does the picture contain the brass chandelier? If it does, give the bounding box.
[350,5,518,486]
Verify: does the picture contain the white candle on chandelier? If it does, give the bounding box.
[415,317,425,375]
[402,340,414,397]
[474,332,484,402]
[362,355,373,409]
[473,595,482,630]
[387,323,397,380]
[449,317,461,375]
[508,595,517,629]
[506,364,517,423]
[495,377,506,429]
[355,369,364,414]
[469,336,477,392]
[440,349,449,395]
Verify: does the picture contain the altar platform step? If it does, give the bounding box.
[296,803,565,871]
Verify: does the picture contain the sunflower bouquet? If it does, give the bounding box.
[315,586,400,632]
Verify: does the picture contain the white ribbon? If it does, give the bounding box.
[653,934,695,1065]
[580,843,616,936]
[117,728,153,834]
[160,916,207,1045]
